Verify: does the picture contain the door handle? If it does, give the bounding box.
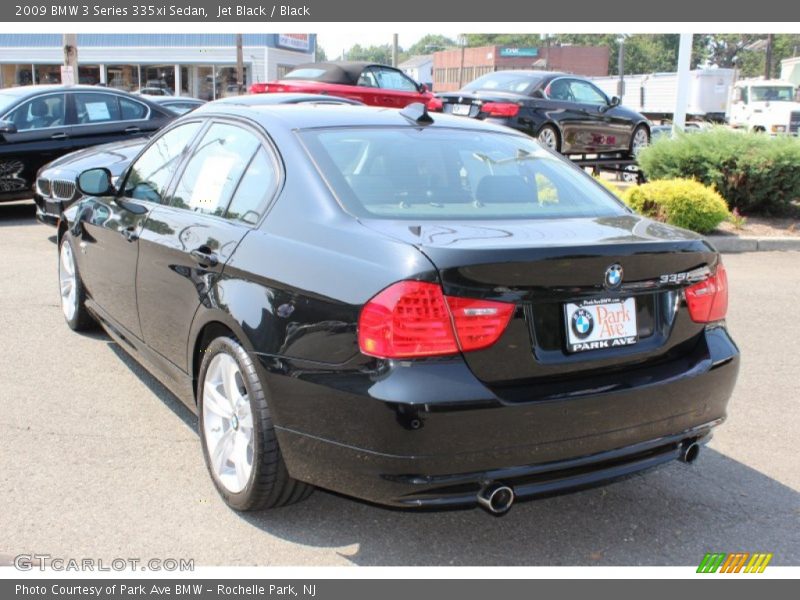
[124,126,141,134]
[190,247,219,268]
[121,226,139,242]
[50,132,68,140]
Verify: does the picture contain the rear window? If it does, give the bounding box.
[300,127,628,221]
[462,72,542,94]
[284,68,327,80]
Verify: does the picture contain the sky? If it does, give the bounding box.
[317,29,466,58]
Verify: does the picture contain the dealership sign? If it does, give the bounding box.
[499,47,539,57]
[277,34,311,52]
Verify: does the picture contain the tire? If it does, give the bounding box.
[629,125,650,158]
[58,234,95,331]
[197,336,312,511]
[536,124,561,152]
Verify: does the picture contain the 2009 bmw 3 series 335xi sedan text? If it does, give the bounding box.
[58,102,739,514]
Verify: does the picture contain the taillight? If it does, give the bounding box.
[685,263,728,323]
[358,281,514,359]
[427,97,443,112]
[481,102,520,117]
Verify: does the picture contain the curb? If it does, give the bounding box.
[705,236,800,253]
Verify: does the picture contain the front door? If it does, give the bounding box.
[77,120,204,338]
[136,120,279,371]
[0,93,71,198]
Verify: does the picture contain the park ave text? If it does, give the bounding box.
[16,4,311,18]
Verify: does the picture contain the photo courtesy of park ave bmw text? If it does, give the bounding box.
[0,0,798,594]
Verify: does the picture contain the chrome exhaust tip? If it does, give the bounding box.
[680,441,701,464]
[477,484,515,515]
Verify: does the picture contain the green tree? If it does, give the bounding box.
[405,34,456,56]
[315,45,328,62]
[342,43,393,65]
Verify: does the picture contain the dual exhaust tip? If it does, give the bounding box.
[476,441,700,515]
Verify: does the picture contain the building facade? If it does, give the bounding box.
[399,55,433,90]
[433,45,610,92]
[0,33,316,99]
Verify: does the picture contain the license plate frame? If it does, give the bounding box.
[564,297,638,353]
[451,103,472,116]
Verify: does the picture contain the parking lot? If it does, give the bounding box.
[0,199,798,567]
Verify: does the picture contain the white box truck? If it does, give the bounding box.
[727,79,800,135]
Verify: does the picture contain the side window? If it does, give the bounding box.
[357,68,379,88]
[123,122,202,204]
[226,147,278,224]
[545,79,573,102]
[74,93,121,124]
[374,68,418,92]
[741,87,749,104]
[119,97,148,120]
[7,94,66,130]
[569,80,608,105]
[169,123,260,217]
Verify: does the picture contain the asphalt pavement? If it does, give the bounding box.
[1,200,798,567]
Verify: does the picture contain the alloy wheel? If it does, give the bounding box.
[632,128,649,155]
[202,353,254,494]
[538,127,558,150]
[59,241,77,321]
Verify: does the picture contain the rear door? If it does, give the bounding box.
[77,120,203,338]
[0,92,71,196]
[69,91,152,151]
[135,119,280,371]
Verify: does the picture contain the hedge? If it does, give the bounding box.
[623,178,730,233]
[636,127,800,215]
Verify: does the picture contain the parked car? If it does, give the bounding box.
[433,70,651,158]
[249,61,433,108]
[58,102,738,513]
[137,87,172,97]
[33,94,355,225]
[34,138,146,225]
[0,85,174,203]
[149,96,206,115]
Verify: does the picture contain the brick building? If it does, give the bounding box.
[432,45,610,92]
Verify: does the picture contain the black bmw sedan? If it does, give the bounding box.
[432,71,651,158]
[0,85,173,203]
[57,102,738,513]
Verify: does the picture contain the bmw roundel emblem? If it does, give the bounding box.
[604,264,624,290]
[571,308,594,339]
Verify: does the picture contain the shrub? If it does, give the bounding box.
[636,127,800,215]
[622,178,730,233]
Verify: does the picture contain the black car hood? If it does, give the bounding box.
[40,138,146,178]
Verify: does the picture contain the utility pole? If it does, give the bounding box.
[617,41,624,94]
[673,33,693,134]
[62,33,78,85]
[392,34,399,67]
[236,33,244,95]
[764,34,773,79]
[458,35,466,88]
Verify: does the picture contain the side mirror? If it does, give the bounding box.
[531,89,545,99]
[77,168,115,197]
[0,120,17,135]
[609,96,621,107]
[418,83,428,93]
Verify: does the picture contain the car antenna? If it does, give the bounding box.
[400,102,434,125]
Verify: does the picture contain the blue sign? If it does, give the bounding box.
[499,47,539,57]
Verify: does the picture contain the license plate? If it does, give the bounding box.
[564,298,638,353]
[451,103,472,116]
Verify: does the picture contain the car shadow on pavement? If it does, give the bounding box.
[0,200,36,226]
[98,311,800,567]
[238,450,800,566]
[106,341,197,432]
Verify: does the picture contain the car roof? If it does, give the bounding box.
[191,102,527,135]
[280,61,392,85]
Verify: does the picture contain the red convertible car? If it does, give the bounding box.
[249,61,434,108]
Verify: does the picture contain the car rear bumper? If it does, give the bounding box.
[265,326,739,509]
